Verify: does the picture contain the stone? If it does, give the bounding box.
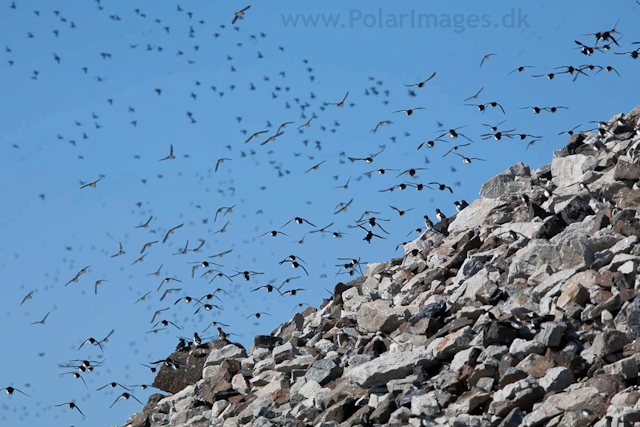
[482,321,517,348]
[508,240,561,281]
[498,407,524,427]
[411,392,440,417]
[535,214,568,240]
[231,373,250,395]
[614,160,640,181]
[305,358,343,386]
[522,387,608,426]
[197,365,233,403]
[480,162,530,199]
[369,393,397,424]
[551,154,598,187]
[298,380,325,400]
[211,400,229,418]
[508,338,545,359]
[448,198,505,233]
[152,345,215,394]
[273,312,305,342]
[272,342,299,364]
[603,355,639,379]
[205,344,247,366]
[254,335,283,349]
[535,322,566,347]
[538,367,574,393]
[560,237,594,269]
[432,327,475,360]
[446,390,490,417]
[556,282,589,310]
[342,286,370,312]
[475,280,499,304]
[590,329,631,358]
[345,348,435,388]
[356,300,410,333]
[408,300,446,325]
[552,195,595,225]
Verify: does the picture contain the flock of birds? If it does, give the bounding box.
[3,0,640,425]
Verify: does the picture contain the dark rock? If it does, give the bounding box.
[369,393,397,424]
[408,300,447,326]
[151,344,214,394]
[551,195,595,225]
[627,310,640,336]
[498,407,523,427]
[590,329,632,357]
[318,396,356,423]
[433,215,455,237]
[498,367,527,388]
[589,209,611,235]
[614,160,640,181]
[254,335,284,349]
[482,321,517,348]
[555,133,589,157]
[526,201,548,221]
[536,214,567,240]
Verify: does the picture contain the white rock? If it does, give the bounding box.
[551,154,597,187]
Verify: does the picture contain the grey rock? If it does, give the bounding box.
[356,300,409,333]
[536,322,566,347]
[615,160,640,181]
[272,342,299,364]
[603,355,639,379]
[590,329,631,357]
[508,240,561,282]
[345,348,435,387]
[411,391,441,417]
[508,338,545,359]
[305,358,342,386]
[498,407,524,427]
[538,367,574,393]
[408,300,446,325]
[480,162,530,199]
[205,344,246,366]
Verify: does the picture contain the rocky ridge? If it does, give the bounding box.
[121,106,640,427]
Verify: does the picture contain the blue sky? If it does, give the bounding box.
[1,0,639,425]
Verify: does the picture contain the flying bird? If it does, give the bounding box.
[54,402,84,416]
[232,6,251,24]
[80,178,102,189]
[479,53,496,68]
[159,145,175,161]
[404,72,436,87]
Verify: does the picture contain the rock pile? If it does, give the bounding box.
[121,106,640,427]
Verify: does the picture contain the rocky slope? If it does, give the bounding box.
[121,106,640,427]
